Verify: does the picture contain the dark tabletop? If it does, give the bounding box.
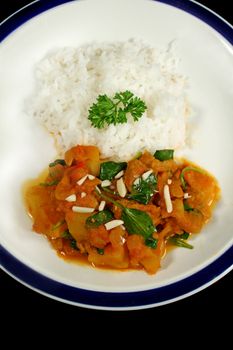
[0,0,232,326]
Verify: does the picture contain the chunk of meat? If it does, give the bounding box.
[88,225,110,248]
[65,211,90,242]
[127,234,165,274]
[26,185,63,237]
[124,159,148,191]
[169,179,184,198]
[87,244,129,269]
[172,199,204,233]
[65,145,100,176]
[55,166,87,200]
[140,151,178,174]
[184,170,220,219]
[109,226,126,248]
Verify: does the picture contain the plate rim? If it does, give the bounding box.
[0,0,233,309]
[0,0,233,44]
[1,244,232,310]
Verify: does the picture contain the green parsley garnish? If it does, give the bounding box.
[88,90,147,128]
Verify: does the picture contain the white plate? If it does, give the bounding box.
[0,0,232,310]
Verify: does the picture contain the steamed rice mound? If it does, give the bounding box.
[29,39,188,160]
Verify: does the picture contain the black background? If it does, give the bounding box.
[0,0,232,329]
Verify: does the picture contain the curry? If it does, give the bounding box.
[25,145,220,274]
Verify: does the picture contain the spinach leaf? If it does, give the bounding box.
[168,234,193,249]
[96,248,104,255]
[100,161,127,180]
[145,236,158,249]
[49,159,66,167]
[179,232,190,240]
[86,210,114,228]
[61,230,79,250]
[95,189,156,240]
[154,149,174,161]
[129,173,157,204]
[121,208,155,239]
[183,201,194,212]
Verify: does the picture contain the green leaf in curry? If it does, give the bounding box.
[183,201,194,212]
[61,230,79,250]
[128,173,157,204]
[154,149,174,161]
[168,233,193,249]
[99,161,127,181]
[95,189,156,240]
[86,210,114,228]
[121,208,155,239]
[39,179,59,187]
[96,248,104,255]
[49,159,66,167]
[145,236,158,249]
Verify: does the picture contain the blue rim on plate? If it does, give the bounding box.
[0,0,233,44]
[0,0,233,309]
[1,244,233,309]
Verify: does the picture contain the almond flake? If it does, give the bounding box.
[133,178,140,186]
[164,184,173,213]
[72,206,95,213]
[95,186,101,193]
[105,220,124,230]
[77,175,88,186]
[81,192,87,198]
[116,177,127,198]
[114,170,124,179]
[98,201,106,211]
[101,180,111,187]
[142,169,153,180]
[65,194,76,202]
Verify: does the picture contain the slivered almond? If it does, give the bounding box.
[95,186,101,193]
[105,220,124,230]
[98,201,106,211]
[116,177,127,198]
[184,193,191,199]
[81,192,86,198]
[114,170,124,179]
[164,184,173,213]
[101,180,111,187]
[142,169,153,180]
[65,194,76,202]
[88,174,95,180]
[72,206,95,213]
[77,175,88,186]
[133,178,140,186]
[167,179,172,185]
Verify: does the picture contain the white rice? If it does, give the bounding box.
[28,39,188,160]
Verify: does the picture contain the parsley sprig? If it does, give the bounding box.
[88,90,147,128]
